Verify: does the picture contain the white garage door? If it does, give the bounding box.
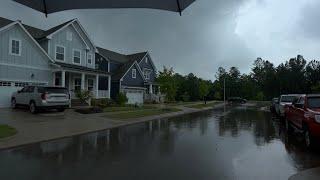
[0,81,23,108]
[126,90,144,105]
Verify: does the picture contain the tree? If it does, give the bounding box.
[199,80,210,104]
[156,66,177,102]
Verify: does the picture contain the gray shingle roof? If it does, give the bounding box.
[97,47,129,64]
[0,17,45,39]
[0,17,74,40]
[97,47,147,80]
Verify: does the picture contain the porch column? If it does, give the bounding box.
[108,75,111,98]
[96,74,99,98]
[149,84,153,94]
[61,70,66,87]
[52,72,56,86]
[81,73,85,90]
[158,86,161,95]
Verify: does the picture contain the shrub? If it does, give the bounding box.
[115,92,128,106]
[91,98,114,108]
[75,90,92,104]
[75,107,103,114]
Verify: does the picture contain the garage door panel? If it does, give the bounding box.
[126,90,144,105]
[0,86,22,107]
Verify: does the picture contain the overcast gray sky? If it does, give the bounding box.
[0,0,319,80]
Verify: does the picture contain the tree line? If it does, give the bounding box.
[157,55,320,102]
[156,67,215,102]
[214,55,320,101]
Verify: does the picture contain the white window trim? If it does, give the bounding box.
[55,45,65,61]
[144,68,151,80]
[87,53,93,65]
[145,57,148,63]
[72,49,81,65]
[9,38,22,56]
[87,78,94,91]
[132,68,137,79]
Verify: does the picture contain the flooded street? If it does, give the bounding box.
[1,105,320,180]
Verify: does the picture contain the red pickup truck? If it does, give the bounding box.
[285,94,320,148]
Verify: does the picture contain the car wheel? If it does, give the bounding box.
[304,127,313,148]
[29,102,37,114]
[11,99,17,109]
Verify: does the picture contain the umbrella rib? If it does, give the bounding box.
[43,0,48,17]
[176,0,182,16]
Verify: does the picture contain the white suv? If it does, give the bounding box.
[277,94,300,118]
[11,86,70,114]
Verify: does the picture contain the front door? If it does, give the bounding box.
[72,78,82,98]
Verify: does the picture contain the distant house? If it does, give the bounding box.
[0,16,162,107]
[96,47,162,104]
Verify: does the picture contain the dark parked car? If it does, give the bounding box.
[285,94,320,147]
[228,97,247,104]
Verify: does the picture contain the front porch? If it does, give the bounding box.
[144,83,165,103]
[53,69,111,100]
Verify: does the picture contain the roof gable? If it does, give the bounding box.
[137,52,157,72]
[47,20,91,50]
[0,20,54,63]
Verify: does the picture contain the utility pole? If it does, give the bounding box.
[224,75,226,109]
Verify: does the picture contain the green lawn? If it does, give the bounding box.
[103,106,156,112]
[186,102,220,109]
[105,108,181,119]
[0,125,17,139]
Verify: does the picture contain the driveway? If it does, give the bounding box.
[0,108,122,149]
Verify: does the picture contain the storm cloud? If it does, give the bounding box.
[0,0,320,80]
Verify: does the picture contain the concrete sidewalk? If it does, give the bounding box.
[0,103,223,150]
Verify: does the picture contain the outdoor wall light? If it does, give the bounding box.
[31,73,34,78]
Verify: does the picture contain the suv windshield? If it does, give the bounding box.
[38,87,69,94]
[281,96,296,103]
[307,97,320,109]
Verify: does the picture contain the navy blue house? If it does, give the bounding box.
[96,47,161,104]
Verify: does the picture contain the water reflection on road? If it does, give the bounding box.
[1,105,320,180]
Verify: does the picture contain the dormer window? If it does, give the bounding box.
[144,69,151,80]
[67,31,73,41]
[9,38,21,56]
[87,54,92,64]
[132,68,137,79]
[73,49,81,64]
[55,45,65,61]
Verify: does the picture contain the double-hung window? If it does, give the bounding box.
[10,39,21,56]
[73,50,81,64]
[55,46,65,61]
[144,69,151,80]
[132,68,137,79]
[87,54,92,65]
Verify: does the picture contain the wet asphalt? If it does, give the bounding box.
[0,105,320,180]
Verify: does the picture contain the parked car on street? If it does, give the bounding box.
[277,94,300,118]
[270,98,279,115]
[11,86,70,114]
[284,94,320,147]
[228,97,247,104]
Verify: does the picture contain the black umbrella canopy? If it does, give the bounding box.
[13,0,196,16]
